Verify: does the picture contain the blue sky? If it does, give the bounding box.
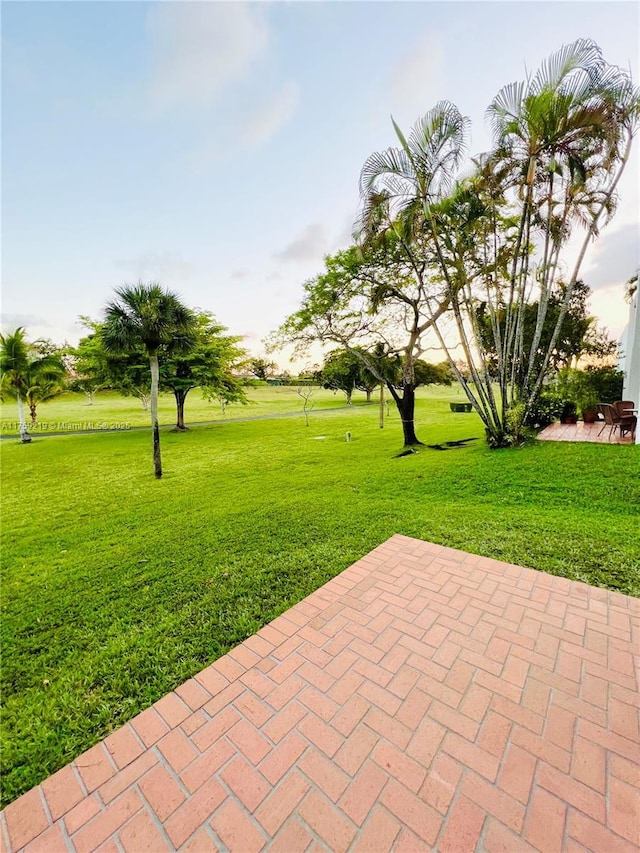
[2,1,639,367]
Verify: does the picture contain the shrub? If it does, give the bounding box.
[585,366,624,403]
[524,392,564,428]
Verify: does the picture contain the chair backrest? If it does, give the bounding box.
[614,400,634,418]
[598,403,617,425]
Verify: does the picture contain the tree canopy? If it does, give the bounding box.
[274,39,639,448]
[158,312,247,430]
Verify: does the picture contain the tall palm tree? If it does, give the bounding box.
[486,38,639,408]
[102,283,195,478]
[355,102,481,443]
[0,329,66,442]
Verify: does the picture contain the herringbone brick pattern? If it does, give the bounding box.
[2,535,639,852]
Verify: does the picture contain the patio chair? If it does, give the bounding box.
[614,400,635,417]
[598,403,636,441]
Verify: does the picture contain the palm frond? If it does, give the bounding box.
[531,39,603,95]
[103,282,196,356]
[359,147,415,196]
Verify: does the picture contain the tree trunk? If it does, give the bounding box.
[29,402,37,425]
[346,389,352,405]
[366,389,372,403]
[379,383,384,429]
[390,383,421,446]
[174,389,189,430]
[17,392,31,443]
[149,354,162,479]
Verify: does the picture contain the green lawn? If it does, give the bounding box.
[1,391,638,806]
[0,384,429,434]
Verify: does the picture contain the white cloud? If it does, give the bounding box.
[1,313,49,331]
[274,224,328,263]
[389,31,446,124]
[583,223,639,291]
[580,224,639,338]
[243,81,300,149]
[231,268,250,280]
[146,2,268,113]
[114,252,195,282]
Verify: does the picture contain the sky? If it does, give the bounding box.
[2,0,639,370]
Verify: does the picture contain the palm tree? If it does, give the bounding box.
[0,329,66,442]
[486,39,639,410]
[355,102,475,445]
[25,377,65,425]
[357,42,638,446]
[102,283,195,478]
[0,329,32,442]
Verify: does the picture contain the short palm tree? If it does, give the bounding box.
[0,329,66,442]
[25,377,65,425]
[102,283,196,478]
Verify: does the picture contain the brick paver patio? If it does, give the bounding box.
[2,535,639,852]
[537,421,636,444]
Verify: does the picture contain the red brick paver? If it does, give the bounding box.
[2,536,639,852]
[537,421,635,444]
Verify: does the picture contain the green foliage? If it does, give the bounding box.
[485,402,527,448]
[584,366,625,404]
[102,283,196,358]
[24,379,66,424]
[556,366,625,413]
[159,312,247,427]
[524,392,564,428]
[73,310,247,427]
[476,280,617,378]
[248,358,277,381]
[272,245,456,445]
[412,361,453,389]
[320,348,374,402]
[69,318,151,405]
[505,402,526,441]
[1,392,638,805]
[348,39,638,447]
[102,282,197,477]
[0,329,67,431]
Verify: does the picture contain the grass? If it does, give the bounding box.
[1,383,442,434]
[1,389,638,806]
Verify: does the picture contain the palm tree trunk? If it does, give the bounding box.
[149,354,162,478]
[16,392,31,443]
[379,382,384,429]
